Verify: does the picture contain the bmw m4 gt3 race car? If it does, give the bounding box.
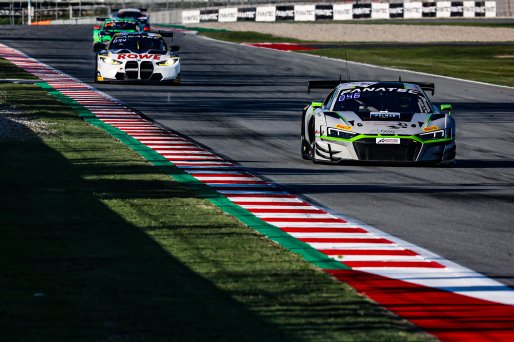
[94,32,180,85]
[301,80,456,165]
[93,18,140,44]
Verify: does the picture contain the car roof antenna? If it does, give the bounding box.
[398,75,402,82]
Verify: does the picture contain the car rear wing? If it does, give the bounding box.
[96,17,107,22]
[307,80,435,95]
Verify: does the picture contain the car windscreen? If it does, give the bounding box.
[109,36,166,52]
[104,21,139,31]
[117,11,142,19]
[332,88,432,114]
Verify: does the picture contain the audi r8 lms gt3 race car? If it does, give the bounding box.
[93,18,140,44]
[94,32,180,84]
[301,81,456,165]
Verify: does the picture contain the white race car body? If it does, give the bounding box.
[97,51,180,82]
[95,33,180,84]
[301,81,456,164]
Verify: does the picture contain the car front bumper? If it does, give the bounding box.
[317,136,456,163]
[97,59,180,82]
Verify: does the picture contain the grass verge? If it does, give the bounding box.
[0,57,433,341]
[303,45,514,87]
[198,30,514,87]
[201,30,304,43]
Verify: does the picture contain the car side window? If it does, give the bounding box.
[323,89,337,109]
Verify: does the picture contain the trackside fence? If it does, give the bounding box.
[179,1,499,24]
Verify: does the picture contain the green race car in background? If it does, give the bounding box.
[93,18,141,44]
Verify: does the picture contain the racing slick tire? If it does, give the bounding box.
[93,57,104,84]
[301,132,312,160]
[171,74,181,86]
[301,116,315,160]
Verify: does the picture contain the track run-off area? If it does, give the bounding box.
[1,25,514,340]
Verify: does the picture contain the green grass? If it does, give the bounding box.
[0,59,434,341]
[0,58,37,80]
[198,30,514,86]
[303,45,514,87]
[201,30,304,43]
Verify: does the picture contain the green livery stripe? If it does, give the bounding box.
[321,134,453,144]
[36,81,349,271]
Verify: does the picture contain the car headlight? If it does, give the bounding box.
[99,56,122,65]
[327,127,357,139]
[418,129,446,140]
[156,57,179,66]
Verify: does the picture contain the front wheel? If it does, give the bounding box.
[301,131,312,160]
[93,57,99,83]
[171,74,181,86]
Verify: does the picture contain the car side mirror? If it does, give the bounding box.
[170,45,180,52]
[311,102,323,110]
[440,104,452,114]
[94,42,107,52]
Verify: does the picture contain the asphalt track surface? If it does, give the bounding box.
[1,25,513,288]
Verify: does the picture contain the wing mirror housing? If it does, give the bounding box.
[169,45,180,52]
[94,42,107,52]
[311,102,323,110]
[440,104,453,114]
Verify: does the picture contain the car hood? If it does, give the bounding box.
[325,111,448,135]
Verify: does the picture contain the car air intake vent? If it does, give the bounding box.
[125,61,138,79]
[353,139,421,162]
[140,61,154,80]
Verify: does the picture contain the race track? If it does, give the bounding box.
[1,25,513,288]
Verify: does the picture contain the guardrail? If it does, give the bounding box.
[182,1,498,24]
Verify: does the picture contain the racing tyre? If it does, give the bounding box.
[301,133,312,160]
[312,141,322,164]
[172,74,181,86]
[93,57,99,83]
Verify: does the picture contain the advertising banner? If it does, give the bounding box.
[372,3,390,19]
[485,1,497,17]
[333,4,353,20]
[450,1,464,17]
[276,5,295,21]
[436,1,452,18]
[182,1,498,24]
[389,3,404,18]
[295,5,316,21]
[182,10,200,24]
[463,1,476,17]
[237,7,257,21]
[218,8,238,22]
[422,2,437,17]
[256,6,276,22]
[199,9,219,22]
[315,4,334,20]
[353,3,372,19]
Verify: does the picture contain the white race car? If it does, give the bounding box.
[302,80,456,165]
[94,32,180,85]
